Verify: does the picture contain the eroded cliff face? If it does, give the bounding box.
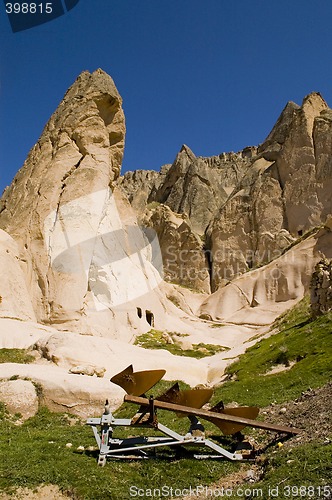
[0,70,174,339]
[0,69,126,328]
[121,92,332,292]
[119,145,254,293]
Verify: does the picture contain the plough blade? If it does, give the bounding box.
[158,382,213,416]
[158,383,213,417]
[110,365,166,396]
[207,406,260,435]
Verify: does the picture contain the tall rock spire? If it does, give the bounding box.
[0,69,126,326]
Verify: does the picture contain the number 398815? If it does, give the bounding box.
[5,3,53,14]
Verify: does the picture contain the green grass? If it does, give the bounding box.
[211,296,332,407]
[134,329,229,358]
[0,406,238,499]
[250,441,332,499]
[0,348,34,364]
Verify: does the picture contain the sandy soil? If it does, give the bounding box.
[0,485,71,499]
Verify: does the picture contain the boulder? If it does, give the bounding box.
[0,379,38,420]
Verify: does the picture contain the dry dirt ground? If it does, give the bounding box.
[261,382,332,447]
[0,485,70,499]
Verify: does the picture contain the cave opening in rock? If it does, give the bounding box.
[136,307,142,319]
[145,310,154,327]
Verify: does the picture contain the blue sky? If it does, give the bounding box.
[1,1,332,195]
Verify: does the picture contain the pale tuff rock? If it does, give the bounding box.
[118,165,170,213]
[69,365,106,377]
[1,70,332,415]
[0,318,60,349]
[0,69,126,327]
[0,379,38,421]
[0,362,124,416]
[273,92,328,234]
[200,229,331,326]
[0,70,180,340]
[32,330,209,387]
[141,204,211,293]
[314,109,332,221]
[0,229,36,322]
[146,144,251,235]
[208,93,332,289]
[207,157,296,290]
[120,145,252,291]
[258,101,300,161]
[121,92,332,292]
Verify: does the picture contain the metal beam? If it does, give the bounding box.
[124,395,301,435]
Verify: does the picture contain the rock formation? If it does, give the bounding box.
[0,69,126,330]
[310,258,332,317]
[1,70,332,416]
[0,229,36,322]
[0,379,38,421]
[141,204,211,293]
[121,92,332,292]
[208,93,331,290]
[0,70,183,340]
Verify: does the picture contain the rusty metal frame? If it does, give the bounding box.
[125,395,301,435]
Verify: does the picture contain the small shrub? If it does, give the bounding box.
[134,330,229,358]
[0,349,35,364]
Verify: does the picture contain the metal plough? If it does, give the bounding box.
[87,365,300,466]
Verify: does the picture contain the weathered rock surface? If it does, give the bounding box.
[149,145,253,235]
[0,379,38,420]
[1,69,332,416]
[118,165,170,213]
[121,93,332,292]
[207,157,296,290]
[208,93,332,289]
[0,70,186,340]
[120,145,253,291]
[0,362,124,416]
[200,224,332,325]
[0,229,36,322]
[141,204,211,293]
[310,257,332,317]
[69,365,106,377]
[0,69,126,330]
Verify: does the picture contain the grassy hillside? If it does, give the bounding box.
[212,296,332,407]
[0,297,331,499]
